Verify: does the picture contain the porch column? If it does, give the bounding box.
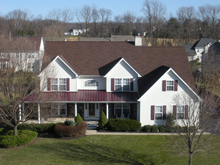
[19,104,21,124]
[22,103,24,118]
[106,103,109,119]
[75,103,77,117]
[38,103,41,124]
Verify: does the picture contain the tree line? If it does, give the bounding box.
[0,0,220,44]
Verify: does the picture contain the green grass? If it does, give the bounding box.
[0,135,220,165]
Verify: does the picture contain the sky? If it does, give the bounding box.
[0,0,219,22]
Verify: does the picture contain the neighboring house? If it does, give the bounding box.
[191,38,215,62]
[0,37,44,72]
[23,41,200,126]
[64,29,88,36]
[180,44,196,61]
[202,41,220,72]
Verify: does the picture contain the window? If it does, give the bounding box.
[51,103,67,115]
[115,78,130,91]
[28,53,34,58]
[51,104,58,115]
[114,103,130,118]
[166,81,174,91]
[51,78,58,91]
[16,53,19,58]
[51,78,66,91]
[177,106,185,119]
[155,106,163,120]
[28,63,34,70]
[85,80,98,86]
[59,78,66,91]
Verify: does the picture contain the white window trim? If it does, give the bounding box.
[51,103,67,116]
[166,80,174,91]
[85,80,98,87]
[177,105,185,119]
[114,78,130,91]
[51,78,67,91]
[155,106,163,120]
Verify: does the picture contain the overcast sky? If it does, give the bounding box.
[0,0,219,21]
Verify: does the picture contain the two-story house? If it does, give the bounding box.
[0,37,44,72]
[23,41,200,126]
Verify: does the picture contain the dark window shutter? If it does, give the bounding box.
[67,78,70,91]
[151,106,155,120]
[67,103,70,115]
[185,105,188,119]
[163,105,166,120]
[174,80,178,91]
[162,80,166,91]
[111,78,114,91]
[130,78,133,91]
[173,105,177,119]
[47,78,51,91]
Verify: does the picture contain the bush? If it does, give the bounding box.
[165,113,175,132]
[54,122,88,137]
[64,119,76,126]
[158,125,165,132]
[98,111,108,129]
[107,119,141,131]
[151,125,158,132]
[75,113,83,125]
[143,125,151,132]
[0,130,38,148]
[17,123,63,133]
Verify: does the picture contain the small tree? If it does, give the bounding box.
[165,112,175,132]
[75,113,83,125]
[98,111,108,129]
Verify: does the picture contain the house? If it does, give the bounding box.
[180,44,196,61]
[0,37,44,72]
[202,41,220,73]
[23,41,200,126]
[191,38,215,62]
[64,29,88,36]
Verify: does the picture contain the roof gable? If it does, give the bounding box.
[138,67,200,100]
[39,55,78,77]
[193,38,215,48]
[104,58,141,77]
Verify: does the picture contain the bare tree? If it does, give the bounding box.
[167,89,220,165]
[0,37,53,135]
[99,8,112,35]
[91,6,100,36]
[76,5,92,34]
[142,0,166,37]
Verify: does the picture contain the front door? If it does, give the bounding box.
[84,103,100,119]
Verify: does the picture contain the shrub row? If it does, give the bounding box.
[54,122,88,137]
[0,130,38,148]
[143,125,165,132]
[17,123,63,133]
[107,119,141,131]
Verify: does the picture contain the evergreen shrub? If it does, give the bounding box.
[98,111,108,129]
[107,119,141,131]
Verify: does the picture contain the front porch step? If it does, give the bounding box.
[85,121,99,130]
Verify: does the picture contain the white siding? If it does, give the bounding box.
[139,70,198,126]
[106,60,138,92]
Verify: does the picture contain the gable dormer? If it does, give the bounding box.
[104,58,141,92]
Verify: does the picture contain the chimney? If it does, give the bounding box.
[135,36,142,46]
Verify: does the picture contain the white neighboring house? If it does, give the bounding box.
[0,37,44,72]
[192,38,215,62]
[64,29,89,36]
[24,41,200,126]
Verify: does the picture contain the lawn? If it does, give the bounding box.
[0,134,220,165]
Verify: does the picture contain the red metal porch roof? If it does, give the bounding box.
[24,90,138,102]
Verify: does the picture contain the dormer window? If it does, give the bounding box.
[85,80,98,86]
[51,78,66,91]
[115,78,130,91]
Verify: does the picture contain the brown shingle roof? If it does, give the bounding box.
[44,41,195,93]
